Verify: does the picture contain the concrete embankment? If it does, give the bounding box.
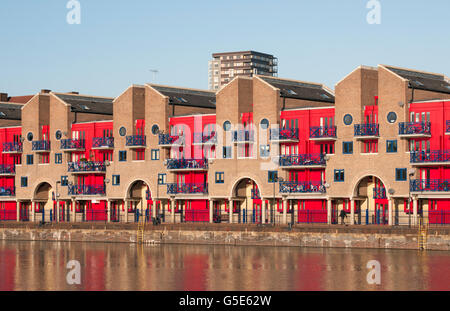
[0,223,449,251]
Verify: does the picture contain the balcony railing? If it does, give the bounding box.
[270,128,299,141]
[410,150,450,164]
[32,140,50,151]
[126,135,146,147]
[159,133,183,146]
[60,139,85,150]
[2,142,22,153]
[279,181,326,194]
[410,179,450,192]
[446,121,450,134]
[166,183,208,195]
[0,164,15,175]
[251,189,261,199]
[68,184,106,196]
[232,130,254,143]
[92,137,114,149]
[399,122,431,136]
[279,154,326,167]
[310,126,337,139]
[0,186,15,197]
[193,132,217,144]
[68,161,106,173]
[354,123,379,137]
[373,187,387,199]
[166,158,208,170]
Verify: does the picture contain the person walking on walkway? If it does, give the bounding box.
[339,209,347,225]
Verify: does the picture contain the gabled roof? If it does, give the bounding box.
[54,93,114,115]
[148,85,216,109]
[7,95,33,104]
[0,103,22,120]
[258,76,335,103]
[384,65,450,95]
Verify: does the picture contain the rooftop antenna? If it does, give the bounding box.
[149,69,159,83]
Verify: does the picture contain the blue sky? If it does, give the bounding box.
[1,0,449,97]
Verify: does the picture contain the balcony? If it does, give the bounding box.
[2,142,22,154]
[270,128,299,143]
[410,179,450,193]
[92,137,114,150]
[398,122,431,138]
[126,135,146,148]
[60,139,85,152]
[68,184,106,196]
[309,126,337,141]
[232,130,254,144]
[193,132,217,145]
[446,121,450,135]
[279,154,326,169]
[166,183,208,195]
[410,150,450,166]
[251,189,261,199]
[373,187,387,199]
[354,124,379,139]
[166,158,208,171]
[279,181,326,194]
[68,161,106,174]
[0,186,15,197]
[32,140,50,152]
[0,164,15,176]
[158,133,183,148]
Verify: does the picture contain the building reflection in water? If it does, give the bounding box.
[0,240,449,291]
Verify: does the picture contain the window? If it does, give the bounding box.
[334,169,345,182]
[396,168,407,181]
[55,153,63,164]
[387,140,398,153]
[119,151,127,162]
[223,146,232,159]
[103,151,113,162]
[260,145,270,157]
[158,174,167,185]
[343,142,353,154]
[112,175,120,186]
[61,176,68,186]
[364,141,378,153]
[268,171,278,183]
[21,177,28,187]
[151,149,160,161]
[40,153,50,164]
[135,149,145,161]
[320,143,334,155]
[223,121,231,131]
[26,155,33,165]
[215,172,224,184]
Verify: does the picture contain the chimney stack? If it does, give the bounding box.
[41,89,51,94]
[0,93,8,102]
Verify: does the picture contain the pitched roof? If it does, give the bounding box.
[54,93,114,115]
[258,76,335,103]
[0,103,22,120]
[384,66,450,95]
[149,85,216,109]
[7,95,33,104]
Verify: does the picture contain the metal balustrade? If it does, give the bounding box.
[2,142,22,153]
[68,184,106,196]
[410,179,450,192]
[0,164,15,175]
[354,123,379,137]
[193,132,217,144]
[251,189,261,199]
[0,186,15,197]
[32,140,50,151]
[166,183,208,194]
[279,181,326,194]
[92,137,114,149]
[232,130,254,142]
[60,139,85,150]
[309,126,337,139]
[270,128,299,141]
[126,135,146,147]
[68,161,106,173]
[399,122,431,136]
[279,154,326,167]
[373,187,387,199]
[158,133,182,145]
[446,121,450,134]
[410,150,450,164]
[166,158,208,170]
